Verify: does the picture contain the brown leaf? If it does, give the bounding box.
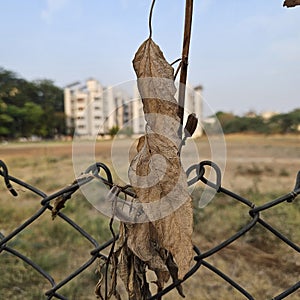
[51,192,72,220]
[115,224,151,300]
[283,0,300,7]
[97,38,194,299]
[166,253,185,297]
[185,113,198,137]
[127,37,194,286]
[51,179,78,219]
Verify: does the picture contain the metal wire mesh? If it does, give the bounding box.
[0,159,299,300]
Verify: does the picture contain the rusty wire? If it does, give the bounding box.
[0,158,299,300]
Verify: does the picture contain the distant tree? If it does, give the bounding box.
[33,79,65,138]
[21,102,44,137]
[269,109,300,134]
[109,126,119,137]
[289,109,300,130]
[34,79,64,111]
[215,111,272,134]
[0,100,13,136]
[5,104,24,138]
[215,111,236,128]
[0,67,65,139]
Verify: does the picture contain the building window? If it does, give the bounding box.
[78,125,85,129]
[77,98,85,103]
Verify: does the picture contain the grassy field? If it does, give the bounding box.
[0,134,299,299]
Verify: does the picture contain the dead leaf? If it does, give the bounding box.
[115,224,151,300]
[52,178,80,219]
[283,0,300,7]
[121,37,194,296]
[101,37,194,299]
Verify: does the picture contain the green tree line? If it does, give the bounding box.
[214,110,300,134]
[0,67,65,140]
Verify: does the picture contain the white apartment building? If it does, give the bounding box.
[64,78,202,137]
[64,79,131,137]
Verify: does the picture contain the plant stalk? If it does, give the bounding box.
[177,0,194,139]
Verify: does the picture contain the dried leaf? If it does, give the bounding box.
[51,193,71,220]
[126,37,194,290]
[185,113,198,137]
[115,224,151,300]
[283,0,300,7]
[106,37,194,299]
[94,257,106,299]
[166,253,185,297]
[51,179,78,219]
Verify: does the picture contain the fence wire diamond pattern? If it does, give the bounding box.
[0,159,299,300]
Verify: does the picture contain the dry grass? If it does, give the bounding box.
[0,134,299,299]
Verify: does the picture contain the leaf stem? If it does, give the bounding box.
[148,0,156,38]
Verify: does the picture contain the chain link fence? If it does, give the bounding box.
[0,159,299,300]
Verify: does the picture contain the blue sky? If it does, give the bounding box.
[0,0,299,115]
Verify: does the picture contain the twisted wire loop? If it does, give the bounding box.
[0,159,299,299]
